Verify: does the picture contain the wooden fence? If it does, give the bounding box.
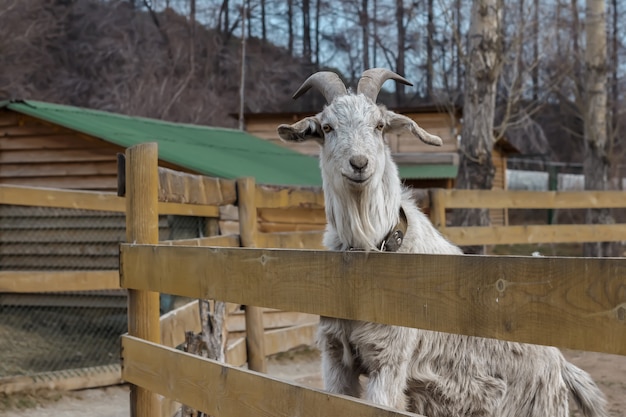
[120,143,626,417]
[0,150,324,395]
[431,189,626,246]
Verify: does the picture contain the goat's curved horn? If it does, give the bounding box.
[292,71,348,103]
[357,68,413,102]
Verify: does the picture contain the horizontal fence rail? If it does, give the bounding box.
[121,335,414,417]
[431,189,626,245]
[120,244,626,356]
[0,184,219,217]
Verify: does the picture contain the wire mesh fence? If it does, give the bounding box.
[0,203,207,381]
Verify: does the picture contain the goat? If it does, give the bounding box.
[277,68,608,417]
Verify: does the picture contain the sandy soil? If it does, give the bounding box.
[2,347,624,417]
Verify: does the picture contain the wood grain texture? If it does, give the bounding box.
[258,231,325,249]
[0,365,122,395]
[0,271,120,293]
[121,335,417,417]
[436,189,626,209]
[0,184,218,216]
[443,224,626,245]
[159,300,202,348]
[237,177,267,372]
[124,143,161,417]
[255,184,325,209]
[120,244,626,356]
[158,166,237,205]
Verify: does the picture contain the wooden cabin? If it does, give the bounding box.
[0,100,322,272]
[244,105,461,189]
[0,100,321,191]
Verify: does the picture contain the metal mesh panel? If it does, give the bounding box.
[0,204,206,379]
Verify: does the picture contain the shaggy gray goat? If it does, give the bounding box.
[277,68,608,417]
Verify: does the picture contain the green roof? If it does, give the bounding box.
[397,164,458,179]
[3,100,322,186]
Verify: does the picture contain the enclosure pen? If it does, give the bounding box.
[119,143,625,417]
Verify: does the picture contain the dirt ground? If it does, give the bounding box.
[1,347,624,417]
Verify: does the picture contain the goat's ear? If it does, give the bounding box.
[277,117,324,144]
[385,112,443,146]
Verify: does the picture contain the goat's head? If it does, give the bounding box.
[277,69,443,192]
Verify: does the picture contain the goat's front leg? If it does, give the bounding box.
[320,337,361,397]
[359,326,414,410]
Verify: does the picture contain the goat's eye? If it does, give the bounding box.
[322,124,333,133]
[376,121,385,131]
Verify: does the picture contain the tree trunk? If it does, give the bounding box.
[426,0,434,99]
[456,0,502,255]
[395,0,406,103]
[287,0,294,56]
[302,0,312,61]
[361,0,370,71]
[583,0,618,257]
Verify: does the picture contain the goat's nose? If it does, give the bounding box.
[349,155,369,171]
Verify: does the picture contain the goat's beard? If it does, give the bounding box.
[323,164,402,250]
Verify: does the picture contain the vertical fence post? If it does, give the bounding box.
[236,177,267,373]
[125,143,161,417]
[430,188,447,230]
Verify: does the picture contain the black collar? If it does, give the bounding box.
[349,208,408,252]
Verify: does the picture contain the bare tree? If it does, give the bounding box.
[455,0,503,254]
[583,0,618,257]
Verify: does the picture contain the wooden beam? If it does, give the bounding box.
[391,152,459,165]
[121,335,417,417]
[120,245,626,356]
[124,143,160,417]
[264,322,318,356]
[255,184,325,209]
[0,270,119,293]
[0,184,219,216]
[160,300,202,348]
[442,224,626,245]
[225,337,248,367]
[437,189,626,209]
[0,184,126,211]
[0,365,122,395]
[258,231,325,249]
[158,166,237,206]
[237,177,267,373]
[161,234,240,248]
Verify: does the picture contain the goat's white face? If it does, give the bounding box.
[318,95,387,189]
[278,93,443,191]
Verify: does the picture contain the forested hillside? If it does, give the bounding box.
[0,0,313,127]
[0,0,624,168]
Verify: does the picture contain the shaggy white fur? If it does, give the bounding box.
[277,69,608,417]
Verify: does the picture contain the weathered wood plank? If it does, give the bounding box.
[120,245,626,356]
[0,161,117,177]
[258,222,326,233]
[0,184,219,216]
[264,322,318,356]
[258,207,326,224]
[158,166,237,206]
[227,310,319,332]
[125,143,161,417]
[437,189,626,209]
[121,335,417,417]
[258,231,325,249]
[255,184,324,209]
[0,365,122,395]
[161,234,240,248]
[0,270,120,293]
[0,148,114,163]
[225,337,247,367]
[160,300,202,348]
[442,224,626,245]
[237,177,267,373]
